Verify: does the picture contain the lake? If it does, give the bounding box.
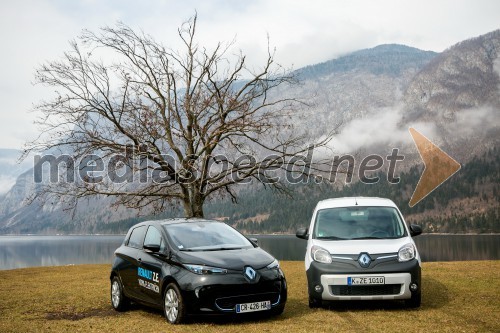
[0,234,498,270]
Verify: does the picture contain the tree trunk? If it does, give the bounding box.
[182,187,204,218]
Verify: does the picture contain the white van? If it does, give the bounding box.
[296,197,422,308]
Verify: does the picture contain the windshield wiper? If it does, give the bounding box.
[350,236,384,240]
[316,236,346,240]
[180,247,243,252]
[202,247,243,251]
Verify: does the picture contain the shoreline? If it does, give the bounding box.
[1,232,500,236]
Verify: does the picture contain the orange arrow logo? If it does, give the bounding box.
[408,128,461,207]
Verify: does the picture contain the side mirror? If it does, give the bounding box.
[409,224,422,237]
[296,227,309,240]
[143,244,161,253]
[249,237,259,246]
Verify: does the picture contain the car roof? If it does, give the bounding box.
[315,197,397,210]
[158,218,219,226]
[126,218,221,231]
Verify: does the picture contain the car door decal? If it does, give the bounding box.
[137,267,160,293]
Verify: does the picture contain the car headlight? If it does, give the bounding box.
[398,243,416,262]
[311,245,332,264]
[184,264,227,275]
[266,259,280,269]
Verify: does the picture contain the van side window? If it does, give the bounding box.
[127,225,147,248]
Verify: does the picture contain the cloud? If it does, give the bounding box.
[445,106,499,139]
[324,103,498,159]
[0,176,17,195]
[327,106,438,154]
[1,0,500,150]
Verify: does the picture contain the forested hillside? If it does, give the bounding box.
[96,148,499,234]
[207,148,500,233]
[206,148,499,234]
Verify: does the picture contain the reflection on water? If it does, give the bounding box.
[0,236,124,270]
[0,234,498,270]
[254,235,307,262]
[256,235,500,261]
[413,235,500,262]
[254,234,500,262]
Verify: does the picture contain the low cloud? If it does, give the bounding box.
[325,103,498,157]
[0,175,17,195]
[446,106,499,138]
[328,106,437,154]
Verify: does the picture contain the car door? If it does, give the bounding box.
[119,225,147,299]
[137,225,165,305]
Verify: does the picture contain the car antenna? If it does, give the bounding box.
[355,197,358,206]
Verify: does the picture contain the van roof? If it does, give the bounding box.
[315,197,397,210]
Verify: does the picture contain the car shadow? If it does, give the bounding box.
[420,276,451,309]
[122,300,309,326]
[118,276,450,324]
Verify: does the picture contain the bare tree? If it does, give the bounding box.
[26,15,333,218]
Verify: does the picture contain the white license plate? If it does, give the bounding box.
[348,276,385,285]
[236,300,271,313]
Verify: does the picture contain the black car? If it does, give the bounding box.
[110,218,287,324]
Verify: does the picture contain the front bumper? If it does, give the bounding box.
[307,256,421,301]
[177,267,287,314]
[320,272,412,300]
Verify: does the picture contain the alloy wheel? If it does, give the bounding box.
[164,288,179,322]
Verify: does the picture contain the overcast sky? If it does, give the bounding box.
[0,0,499,149]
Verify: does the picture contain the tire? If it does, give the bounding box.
[110,276,129,311]
[308,295,322,308]
[405,292,421,308]
[163,283,186,324]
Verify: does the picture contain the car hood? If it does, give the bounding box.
[176,247,275,270]
[312,237,413,255]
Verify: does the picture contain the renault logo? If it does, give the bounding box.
[358,253,372,268]
[244,266,257,281]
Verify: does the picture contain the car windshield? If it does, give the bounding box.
[313,206,406,240]
[163,221,253,251]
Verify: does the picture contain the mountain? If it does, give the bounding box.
[298,44,437,78]
[0,30,499,234]
[0,149,32,196]
[405,30,500,117]
[401,30,500,161]
[291,44,437,128]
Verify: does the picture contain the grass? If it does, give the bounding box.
[0,261,499,332]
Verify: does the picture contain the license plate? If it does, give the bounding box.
[236,300,271,313]
[348,276,385,285]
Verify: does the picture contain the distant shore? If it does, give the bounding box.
[1,232,500,236]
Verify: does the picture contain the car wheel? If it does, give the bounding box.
[405,292,421,308]
[111,276,129,311]
[308,295,322,308]
[164,283,186,324]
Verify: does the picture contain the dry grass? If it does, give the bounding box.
[0,261,499,332]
